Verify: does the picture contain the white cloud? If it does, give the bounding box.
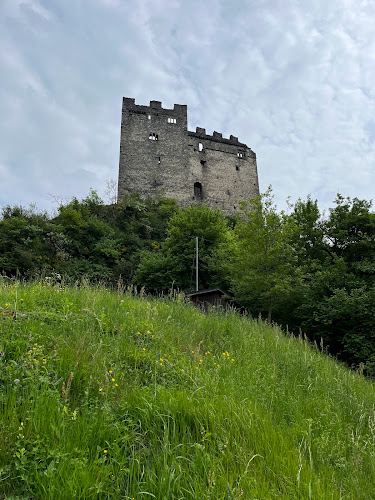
[2,0,52,20]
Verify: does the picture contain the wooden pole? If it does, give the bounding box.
[196,236,199,291]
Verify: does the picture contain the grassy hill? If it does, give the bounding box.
[1,281,375,499]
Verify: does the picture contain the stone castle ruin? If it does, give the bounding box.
[118,98,259,215]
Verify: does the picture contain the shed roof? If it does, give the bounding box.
[187,288,228,298]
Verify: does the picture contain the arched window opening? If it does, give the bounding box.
[198,142,203,152]
[194,182,203,200]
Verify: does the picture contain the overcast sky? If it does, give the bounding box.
[1,0,375,214]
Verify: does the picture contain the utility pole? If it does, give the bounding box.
[196,236,199,291]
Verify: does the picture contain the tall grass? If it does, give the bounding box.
[1,279,375,499]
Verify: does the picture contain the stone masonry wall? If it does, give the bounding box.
[185,129,259,215]
[118,98,189,202]
[118,98,259,215]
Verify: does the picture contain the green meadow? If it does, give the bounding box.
[1,280,375,499]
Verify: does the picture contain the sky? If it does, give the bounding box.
[1,0,375,214]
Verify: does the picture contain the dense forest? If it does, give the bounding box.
[1,189,375,375]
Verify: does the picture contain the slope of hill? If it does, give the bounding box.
[1,281,375,499]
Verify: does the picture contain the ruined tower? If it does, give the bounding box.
[118,98,259,215]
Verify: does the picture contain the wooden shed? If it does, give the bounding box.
[187,288,231,310]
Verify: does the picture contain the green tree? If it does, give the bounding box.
[0,192,179,284]
[291,195,375,371]
[323,195,375,279]
[289,196,324,265]
[135,204,231,292]
[0,205,56,275]
[224,188,300,322]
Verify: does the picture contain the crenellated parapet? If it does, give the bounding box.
[122,97,187,115]
[188,127,256,159]
[188,127,249,147]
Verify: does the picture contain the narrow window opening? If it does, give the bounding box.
[157,156,161,164]
[237,152,244,158]
[167,117,177,124]
[194,182,203,200]
[200,160,207,167]
[236,165,240,171]
[149,133,158,141]
[198,143,203,152]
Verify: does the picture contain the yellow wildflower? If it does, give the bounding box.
[99,388,103,392]
[111,378,115,382]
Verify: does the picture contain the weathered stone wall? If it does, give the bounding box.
[185,129,259,215]
[118,98,259,215]
[118,98,189,202]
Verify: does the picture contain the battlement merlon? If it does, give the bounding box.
[188,128,255,155]
[122,97,136,108]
